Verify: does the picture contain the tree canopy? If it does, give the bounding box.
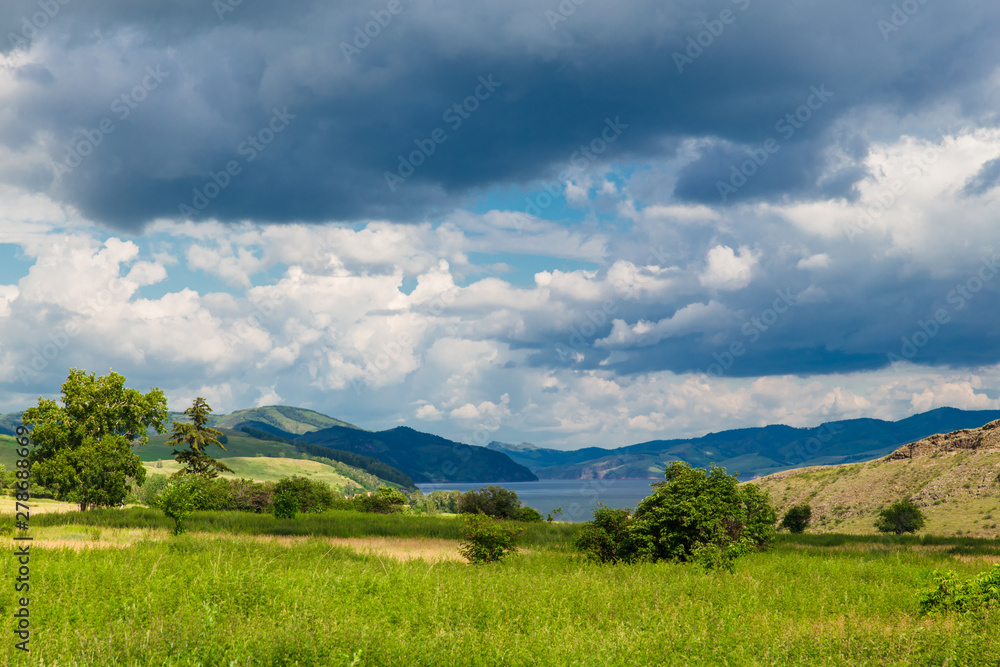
[23,368,168,510]
[166,397,232,478]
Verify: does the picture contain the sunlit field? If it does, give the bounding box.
[4,510,999,666]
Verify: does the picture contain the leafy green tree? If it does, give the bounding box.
[874,498,926,535]
[459,513,526,564]
[780,504,812,534]
[458,485,539,520]
[167,397,232,478]
[273,489,298,519]
[575,504,632,564]
[353,486,407,513]
[23,369,168,510]
[154,477,202,535]
[576,462,777,571]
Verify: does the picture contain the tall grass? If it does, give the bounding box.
[25,508,583,546]
[3,532,999,666]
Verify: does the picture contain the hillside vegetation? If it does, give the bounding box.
[756,420,1000,537]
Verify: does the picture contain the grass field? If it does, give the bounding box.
[143,457,359,489]
[3,509,1000,666]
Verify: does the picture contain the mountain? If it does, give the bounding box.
[0,412,23,436]
[489,407,1000,480]
[297,425,538,484]
[753,419,1000,536]
[140,427,412,491]
[211,405,361,434]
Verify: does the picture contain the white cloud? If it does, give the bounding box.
[699,245,758,291]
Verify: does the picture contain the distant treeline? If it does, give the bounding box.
[239,426,417,490]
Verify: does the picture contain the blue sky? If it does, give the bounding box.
[1,0,1000,449]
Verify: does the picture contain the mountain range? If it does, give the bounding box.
[487,407,1000,480]
[4,405,1000,484]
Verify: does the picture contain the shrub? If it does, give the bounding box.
[153,477,202,535]
[575,504,632,564]
[458,513,526,564]
[576,462,776,571]
[919,565,1000,615]
[353,486,407,514]
[875,498,926,535]
[458,485,542,521]
[780,504,812,533]
[517,506,544,522]
[272,489,298,519]
[273,476,336,514]
[228,478,275,513]
[133,473,171,506]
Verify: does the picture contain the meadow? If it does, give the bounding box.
[4,509,1000,666]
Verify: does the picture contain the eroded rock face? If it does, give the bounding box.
[885,420,1000,460]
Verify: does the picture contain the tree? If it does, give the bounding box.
[353,486,407,513]
[875,498,926,535]
[780,504,812,534]
[459,513,526,564]
[458,485,527,520]
[576,462,777,571]
[166,397,233,478]
[155,476,201,535]
[23,369,168,511]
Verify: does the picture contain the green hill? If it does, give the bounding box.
[754,420,1000,537]
[297,425,538,484]
[139,428,414,491]
[210,405,362,434]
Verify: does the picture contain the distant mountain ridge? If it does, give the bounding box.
[6,403,1000,484]
[489,407,1000,480]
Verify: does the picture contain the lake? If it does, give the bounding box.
[417,478,662,522]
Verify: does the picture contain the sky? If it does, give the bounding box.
[2,0,1000,451]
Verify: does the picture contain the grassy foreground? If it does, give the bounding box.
[3,512,1000,666]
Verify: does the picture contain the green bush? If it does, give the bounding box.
[576,462,777,571]
[575,504,632,564]
[875,498,926,535]
[153,477,202,535]
[458,485,541,521]
[272,490,298,519]
[919,565,1000,615]
[273,476,336,514]
[458,513,526,564]
[780,504,812,534]
[353,486,407,514]
[227,478,276,513]
[131,473,171,506]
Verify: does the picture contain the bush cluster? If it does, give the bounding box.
[459,513,526,564]
[456,485,543,522]
[576,462,777,571]
[875,498,926,535]
[919,564,1000,615]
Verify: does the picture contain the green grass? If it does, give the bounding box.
[139,429,298,461]
[143,457,358,489]
[3,519,1000,665]
[0,433,22,469]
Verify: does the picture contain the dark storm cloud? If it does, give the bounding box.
[3,0,999,230]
